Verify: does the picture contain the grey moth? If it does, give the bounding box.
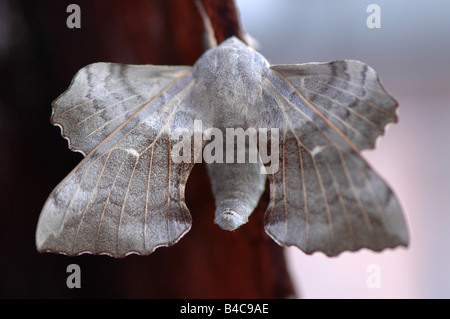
[36,37,408,257]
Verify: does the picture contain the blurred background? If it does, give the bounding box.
[237,0,450,298]
[1,0,449,298]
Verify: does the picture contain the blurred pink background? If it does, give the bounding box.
[237,0,450,298]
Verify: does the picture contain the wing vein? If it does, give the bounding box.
[271,69,361,154]
[313,102,373,145]
[311,153,335,245]
[117,154,140,254]
[65,92,149,134]
[72,152,111,251]
[308,73,390,97]
[299,146,309,244]
[94,154,127,252]
[166,127,173,243]
[349,154,390,232]
[308,90,380,129]
[337,151,373,233]
[306,81,392,116]
[55,155,102,251]
[78,70,192,159]
[281,125,288,240]
[56,82,144,117]
[144,145,156,251]
[323,155,356,244]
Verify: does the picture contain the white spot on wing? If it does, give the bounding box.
[311,145,327,157]
[124,148,139,157]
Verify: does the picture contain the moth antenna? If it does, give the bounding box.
[195,0,218,49]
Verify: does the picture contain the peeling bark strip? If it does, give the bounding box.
[201,0,246,44]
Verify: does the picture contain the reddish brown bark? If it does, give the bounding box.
[0,0,295,298]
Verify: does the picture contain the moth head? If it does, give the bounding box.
[192,36,270,113]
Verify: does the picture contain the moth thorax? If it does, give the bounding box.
[193,40,269,112]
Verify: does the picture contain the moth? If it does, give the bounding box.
[36,37,408,257]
